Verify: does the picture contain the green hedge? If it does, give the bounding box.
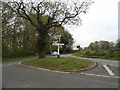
[2,48,35,58]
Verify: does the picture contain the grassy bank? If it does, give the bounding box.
[21,57,95,72]
[2,56,37,62]
[72,52,119,61]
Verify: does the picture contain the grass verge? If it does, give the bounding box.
[72,53,119,61]
[2,56,37,62]
[21,57,95,72]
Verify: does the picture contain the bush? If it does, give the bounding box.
[2,48,35,58]
[85,50,94,56]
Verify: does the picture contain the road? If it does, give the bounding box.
[2,55,119,88]
[60,54,119,66]
[60,54,119,78]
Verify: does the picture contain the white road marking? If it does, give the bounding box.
[103,64,115,76]
[80,73,119,79]
[2,63,17,66]
[18,62,120,79]
[101,63,118,67]
[107,64,118,67]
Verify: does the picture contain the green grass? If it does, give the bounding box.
[72,52,119,61]
[85,56,119,60]
[2,56,37,62]
[21,57,94,71]
[72,52,84,57]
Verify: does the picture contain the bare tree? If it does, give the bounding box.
[5,0,93,58]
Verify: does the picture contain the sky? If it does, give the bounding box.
[65,0,119,49]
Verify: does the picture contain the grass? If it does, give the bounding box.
[85,56,119,60]
[72,52,85,57]
[2,56,37,62]
[21,57,95,71]
[72,52,119,61]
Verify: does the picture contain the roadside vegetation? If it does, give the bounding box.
[2,2,74,59]
[21,57,95,72]
[72,51,119,60]
[73,40,120,60]
[2,1,119,62]
[2,1,93,58]
[2,56,37,62]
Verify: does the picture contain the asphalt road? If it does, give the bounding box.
[61,54,119,77]
[60,54,119,66]
[2,55,119,88]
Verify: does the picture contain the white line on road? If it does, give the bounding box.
[18,62,120,79]
[103,64,115,76]
[101,63,118,67]
[80,73,119,79]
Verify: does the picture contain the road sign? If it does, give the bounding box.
[52,43,64,46]
[52,42,64,58]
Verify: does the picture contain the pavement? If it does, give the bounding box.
[2,54,119,88]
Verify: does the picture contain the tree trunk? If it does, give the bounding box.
[37,28,48,58]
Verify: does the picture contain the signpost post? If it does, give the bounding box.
[52,43,64,58]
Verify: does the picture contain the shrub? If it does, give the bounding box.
[2,48,35,58]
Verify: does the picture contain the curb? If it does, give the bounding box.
[75,62,98,73]
[18,62,70,74]
[18,62,97,74]
[18,62,119,79]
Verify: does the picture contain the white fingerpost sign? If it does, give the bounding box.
[52,43,64,58]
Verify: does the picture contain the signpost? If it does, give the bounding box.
[52,43,64,58]
[52,35,64,58]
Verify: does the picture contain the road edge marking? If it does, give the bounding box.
[80,73,119,79]
[103,64,115,76]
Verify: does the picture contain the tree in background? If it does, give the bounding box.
[47,27,74,54]
[76,45,83,51]
[116,39,120,48]
[47,26,65,54]
[2,2,74,58]
[2,2,37,58]
[60,30,74,53]
[5,0,93,58]
[87,41,111,51]
[2,2,27,58]
[85,40,119,58]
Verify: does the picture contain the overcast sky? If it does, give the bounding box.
[65,0,119,48]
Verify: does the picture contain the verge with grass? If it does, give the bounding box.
[72,52,119,61]
[2,56,37,62]
[21,57,96,72]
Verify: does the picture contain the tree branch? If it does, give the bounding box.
[7,2,36,27]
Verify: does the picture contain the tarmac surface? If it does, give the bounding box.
[2,54,119,88]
